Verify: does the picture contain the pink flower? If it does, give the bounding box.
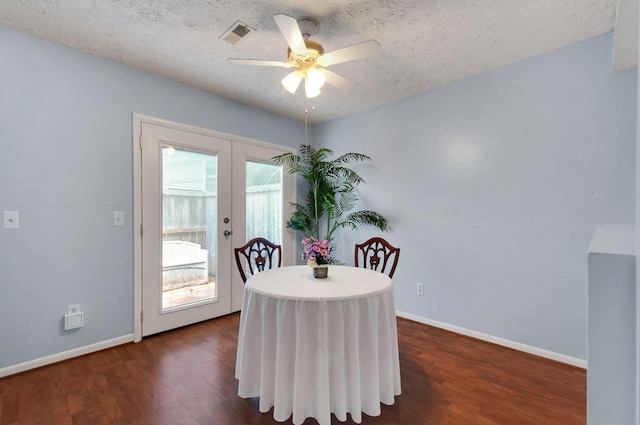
[301,238,332,264]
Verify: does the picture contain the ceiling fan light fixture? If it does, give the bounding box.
[306,67,326,90]
[228,14,382,102]
[304,78,322,98]
[282,71,304,93]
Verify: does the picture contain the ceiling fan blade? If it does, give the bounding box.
[227,58,293,68]
[324,70,357,91]
[273,14,308,56]
[318,40,381,66]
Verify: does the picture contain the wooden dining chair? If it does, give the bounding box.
[354,237,400,278]
[234,237,282,283]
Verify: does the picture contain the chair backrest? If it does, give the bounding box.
[234,237,282,283]
[354,237,400,278]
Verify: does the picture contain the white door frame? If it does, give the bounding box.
[132,113,296,342]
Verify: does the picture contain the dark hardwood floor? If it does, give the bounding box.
[0,313,585,425]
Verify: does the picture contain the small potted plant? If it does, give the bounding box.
[302,237,331,278]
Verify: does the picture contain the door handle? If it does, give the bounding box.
[224,230,233,237]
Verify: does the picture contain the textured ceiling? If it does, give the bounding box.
[0,0,636,123]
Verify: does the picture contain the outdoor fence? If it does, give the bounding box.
[161,184,282,285]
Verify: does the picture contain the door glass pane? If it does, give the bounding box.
[246,161,282,244]
[161,146,217,310]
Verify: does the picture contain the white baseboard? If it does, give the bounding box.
[1,313,587,378]
[0,334,134,378]
[396,310,587,369]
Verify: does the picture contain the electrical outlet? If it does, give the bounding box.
[416,282,424,296]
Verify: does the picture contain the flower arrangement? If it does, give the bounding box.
[301,237,332,265]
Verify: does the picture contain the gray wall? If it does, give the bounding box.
[0,26,303,369]
[313,33,637,360]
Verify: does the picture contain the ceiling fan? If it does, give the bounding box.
[227,14,382,98]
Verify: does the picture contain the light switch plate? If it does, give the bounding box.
[4,211,19,229]
[113,211,124,226]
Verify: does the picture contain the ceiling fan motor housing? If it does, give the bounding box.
[288,39,325,65]
[296,16,320,38]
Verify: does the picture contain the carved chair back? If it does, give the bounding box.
[354,237,400,278]
[234,237,282,283]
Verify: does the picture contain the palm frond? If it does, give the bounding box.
[332,167,366,185]
[333,152,372,165]
[341,210,389,232]
[272,152,303,174]
[287,206,313,237]
[332,185,358,217]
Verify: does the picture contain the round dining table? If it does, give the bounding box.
[235,265,401,425]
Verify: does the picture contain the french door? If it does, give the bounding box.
[133,116,295,338]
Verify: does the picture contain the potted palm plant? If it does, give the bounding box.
[273,144,389,268]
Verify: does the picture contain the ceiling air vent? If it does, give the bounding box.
[220,21,255,45]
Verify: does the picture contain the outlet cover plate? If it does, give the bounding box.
[64,312,84,330]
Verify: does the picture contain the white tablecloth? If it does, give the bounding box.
[235,265,401,425]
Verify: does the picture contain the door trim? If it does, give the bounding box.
[132,113,296,342]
